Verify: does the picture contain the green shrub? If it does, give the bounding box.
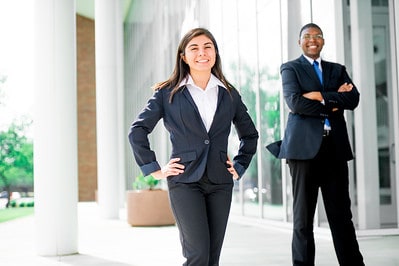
[133,173,159,190]
[9,200,16,207]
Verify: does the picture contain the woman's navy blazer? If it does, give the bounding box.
[129,85,258,184]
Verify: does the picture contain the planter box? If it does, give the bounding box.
[126,189,175,226]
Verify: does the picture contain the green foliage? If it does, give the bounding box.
[132,173,159,190]
[9,200,16,207]
[0,123,33,185]
[0,121,33,206]
[9,198,34,208]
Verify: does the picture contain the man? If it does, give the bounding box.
[269,23,365,265]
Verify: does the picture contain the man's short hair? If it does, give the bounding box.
[299,23,323,38]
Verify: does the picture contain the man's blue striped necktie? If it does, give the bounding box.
[313,60,322,84]
[313,60,331,131]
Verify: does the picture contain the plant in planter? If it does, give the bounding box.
[126,173,175,226]
[132,174,160,190]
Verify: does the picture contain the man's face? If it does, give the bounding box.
[298,27,324,60]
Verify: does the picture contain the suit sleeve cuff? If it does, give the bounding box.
[233,162,246,180]
[140,161,161,177]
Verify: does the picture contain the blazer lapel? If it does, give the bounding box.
[321,61,332,91]
[208,86,227,134]
[215,85,225,110]
[182,86,197,110]
[299,56,323,89]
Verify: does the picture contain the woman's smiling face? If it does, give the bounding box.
[182,34,216,74]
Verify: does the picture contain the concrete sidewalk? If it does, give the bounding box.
[1,202,399,265]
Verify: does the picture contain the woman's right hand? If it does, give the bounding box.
[152,158,185,180]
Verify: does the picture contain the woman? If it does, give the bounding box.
[128,27,258,266]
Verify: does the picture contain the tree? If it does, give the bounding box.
[0,73,33,207]
[0,121,33,207]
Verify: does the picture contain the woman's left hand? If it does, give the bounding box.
[226,157,239,180]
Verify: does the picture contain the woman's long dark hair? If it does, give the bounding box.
[152,27,234,102]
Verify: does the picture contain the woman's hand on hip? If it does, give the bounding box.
[226,157,239,180]
[152,158,185,179]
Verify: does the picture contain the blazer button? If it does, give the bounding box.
[204,140,210,145]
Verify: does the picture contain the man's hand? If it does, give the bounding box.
[332,83,353,111]
[338,82,353,92]
[302,83,353,112]
[302,82,353,101]
[302,91,323,101]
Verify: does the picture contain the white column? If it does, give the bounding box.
[95,0,124,218]
[350,0,381,229]
[34,0,78,255]
[280,0,309,223]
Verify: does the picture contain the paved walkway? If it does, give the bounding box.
[1,202,399,265]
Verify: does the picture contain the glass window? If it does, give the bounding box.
[209,0,283,220]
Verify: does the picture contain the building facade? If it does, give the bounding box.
[33,0,399,256]
[123,0,399,232]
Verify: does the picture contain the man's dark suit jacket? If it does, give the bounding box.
[268,55,359,161]
[129,85,258,184]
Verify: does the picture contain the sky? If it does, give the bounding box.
[0,1,34,131]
